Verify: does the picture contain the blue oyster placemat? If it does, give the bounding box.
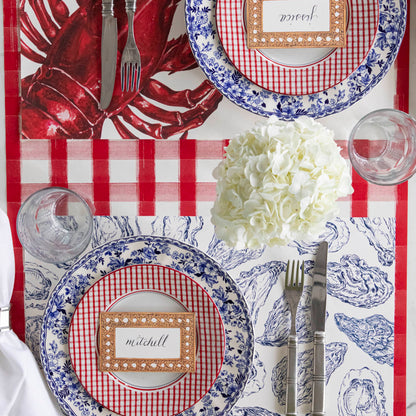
[24,216,395,415]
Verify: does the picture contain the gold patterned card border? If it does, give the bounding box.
[246,0,346,49]
[99,312,196,373]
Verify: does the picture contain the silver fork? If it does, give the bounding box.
[284,260,305,416]
[120,0,141,92]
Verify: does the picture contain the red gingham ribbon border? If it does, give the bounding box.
[392,0,410,411]
[2,1,410,414]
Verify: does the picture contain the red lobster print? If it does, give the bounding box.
[19,0,223,140]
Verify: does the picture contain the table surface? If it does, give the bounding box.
[1,0,416,414]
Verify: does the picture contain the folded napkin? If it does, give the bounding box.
[0,209,61,416]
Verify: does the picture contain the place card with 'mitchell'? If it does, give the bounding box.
[246,0,346,49]
[99,311,196,373]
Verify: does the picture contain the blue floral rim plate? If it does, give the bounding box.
[40,235,254,416]
[185,0,406,119]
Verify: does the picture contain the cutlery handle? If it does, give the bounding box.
[102,0,114,16]
[125,0,136,12]
[312,331,325,416]
[286,334,297,416]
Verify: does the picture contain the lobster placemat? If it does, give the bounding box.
[19,0,223,140]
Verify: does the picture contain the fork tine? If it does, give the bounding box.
[295,260,300,286]
[128,64,133,91]
[291,260,295,286]
[285,260,289,287]
[135,65,140,90]
[125,64,130,91]
[128,63,133,91]
[131,64,138,91]
[301,260,305,287]
[121,66,126,92]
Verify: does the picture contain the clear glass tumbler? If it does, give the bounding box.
[17,187,93,263]
[348,109,416,185]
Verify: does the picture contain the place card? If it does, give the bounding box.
[246,0,346,49]
[99,312,196,373]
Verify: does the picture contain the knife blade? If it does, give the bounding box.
[311,241,328,416]
[100,0,118,110]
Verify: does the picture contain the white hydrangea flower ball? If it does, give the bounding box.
[211,116,353,248]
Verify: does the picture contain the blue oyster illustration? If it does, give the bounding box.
[335,313,394,366]
[230,407,281,416]
[25,314,44,363]
[338,367,387,416]
[207,234,265,270]
[236,260,286,324]
[350,218,395,266]
[326,342,348,380]
[151,216,203,246]
[272,342,347,405]
[290,217,350,254]
[272,349,313,406]
[24,262,56,301]
[328,254,393,308]
[92,216,134,247]
[242,351,266,397]
[257,285,313,346]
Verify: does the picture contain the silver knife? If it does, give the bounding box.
[100,0,118,109]
[311,241,328,416]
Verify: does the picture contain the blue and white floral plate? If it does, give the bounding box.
[185,0,406,119]
[40,235,254,416]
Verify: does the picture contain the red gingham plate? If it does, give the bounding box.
[69,264,225,416]
[216,0,379,95]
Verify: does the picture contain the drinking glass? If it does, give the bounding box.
[17,187,93,263]
[348,109,416,185]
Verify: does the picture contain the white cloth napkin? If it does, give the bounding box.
[0,209,61,416]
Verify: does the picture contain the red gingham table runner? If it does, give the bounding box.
[217,0,378,95]
[2,1,410,414]
[69,264,225,416]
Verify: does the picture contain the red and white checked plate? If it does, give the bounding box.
[69,264,225,416]
[216,0,379,95]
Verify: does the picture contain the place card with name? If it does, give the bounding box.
[246,0,346,49]
[99,312,196,373]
